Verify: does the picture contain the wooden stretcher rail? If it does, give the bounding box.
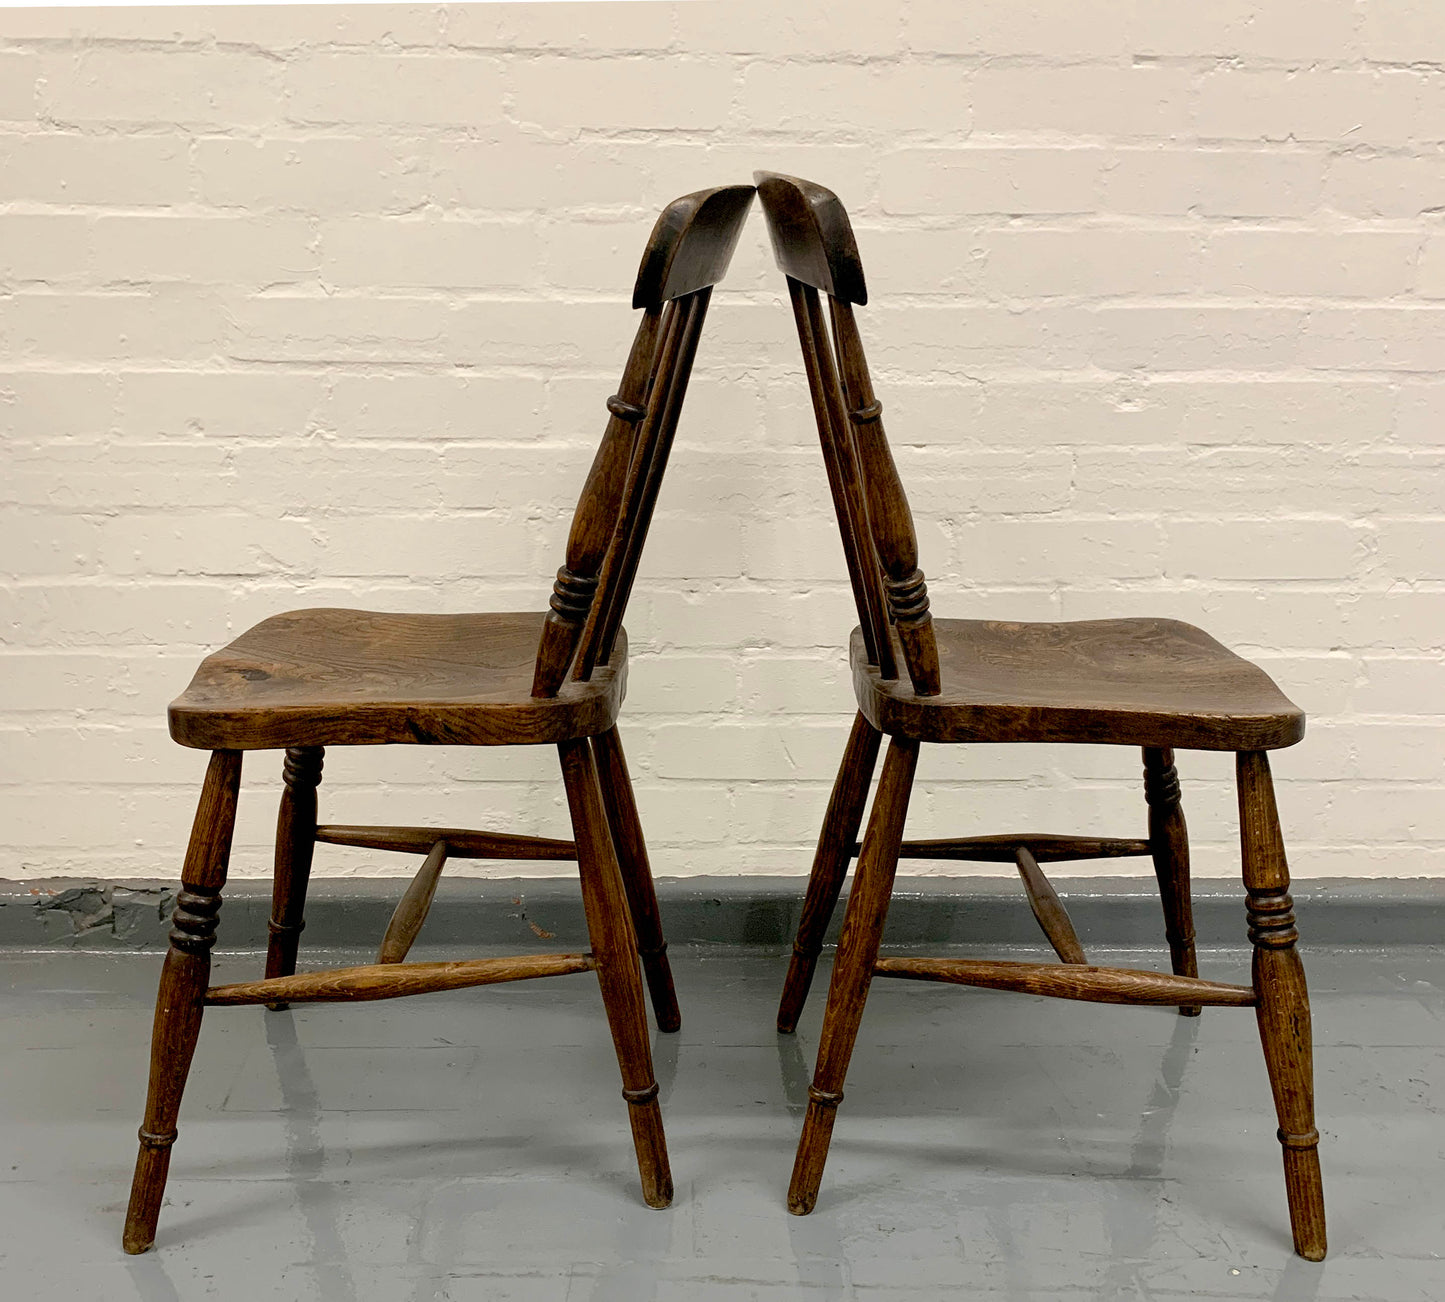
[378,839,449,964]
[315,824,576,859]
[1014,846,1087,964]
[873,956,1256,1008]
[205,953,596,1006]
[850,833,1153,862]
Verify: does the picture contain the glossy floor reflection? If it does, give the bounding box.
[1,943,1441,1300]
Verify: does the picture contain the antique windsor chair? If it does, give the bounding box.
[122,183,756,1254]
[754,172,1325,1260]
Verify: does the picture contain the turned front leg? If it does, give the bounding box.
[1238,750,1326,1261]
[124,749,242,1254]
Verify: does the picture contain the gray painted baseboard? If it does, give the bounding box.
[2,876,1441,952]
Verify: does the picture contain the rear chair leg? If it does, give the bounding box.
[592,726,681,1033]
[123,750,243,1254]
[1238,750,1326,1261]
[264,746,323,1011]
[1143,746,1200,1017]
[559,737,672,1209]
[789,736,918,1215]
[778,712,882,1033]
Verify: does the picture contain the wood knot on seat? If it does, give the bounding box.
[137,1128,178,1150]
[1278,1127,1320,1150]
[606,394,647,423]
[622,1083,660,1105]
[885,568,932,628]
[807,1086,844,1109]
[549,567,599,623]
[1247,889,1298,947]
[848,399,883,424]
[169,887,222,956]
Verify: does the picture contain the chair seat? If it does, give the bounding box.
[852,617,1304,751]
[168,609,626,751]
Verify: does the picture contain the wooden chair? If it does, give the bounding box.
[122,183,756,1255]
[753,172,1326,1261]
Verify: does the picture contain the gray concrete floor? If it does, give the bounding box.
[1,943,1441,1301]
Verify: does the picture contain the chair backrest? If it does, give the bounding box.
[531,184,756,697]
[753,171,941,696]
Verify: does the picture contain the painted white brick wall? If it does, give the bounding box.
[2,1,1442,883]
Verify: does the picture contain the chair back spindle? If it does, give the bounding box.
[757,172,940,697]
[786,278,894,678]
[530,186,754,698]
[829,299,939,695]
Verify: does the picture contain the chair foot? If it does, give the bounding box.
[787,1088,843,1214]
[123,750,241,1254]
[1239,750,1327,1261]
[623,1084,674,1208]
[777,946,821,1035]
[560,737,674,1209]
[787,738,917,1214]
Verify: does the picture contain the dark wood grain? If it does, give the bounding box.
[830,299,940,697]
[873,957,1255,1006]
[207,953,595,1006]
[1239,750,1327,1261]
[124,749,242,1255]
[593,725,681,1033]
[758,172,1322,1258]
[777,711,882,1034]
[168,610,628,751]
[127,186,752,1252]
[314,824,576,859]
[1014,846,1087,965]
[633,184,756,310]
[853,618,1305,751]
[787,278,889,670]
[560,736,673,1209]
[531,306,662,698]
[871,833,1152,863]
[377,839,449,964]
[789,736,919,1216]
[754,171,868,305]
[585,286,713,674]
[1144,747,1200,1016]
[264,745,322,1010]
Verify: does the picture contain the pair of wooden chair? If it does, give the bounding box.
[123,176,1324,1263]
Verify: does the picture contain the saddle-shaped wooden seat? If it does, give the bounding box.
[168,609,627,751]
[855,616,1304,751]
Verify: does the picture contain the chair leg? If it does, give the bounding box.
[558,736,672,1209]
[1143,746,1200,1017]
[788,736,918,1215]
[1238,750,1327,1261]
[778,711,883,1033]
[264,746,323,1011]
[123,749,243,1254]
[592,726,681,1033]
